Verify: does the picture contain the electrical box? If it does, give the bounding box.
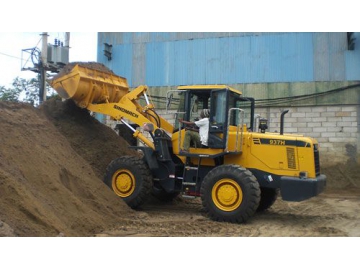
[47,44,69,65]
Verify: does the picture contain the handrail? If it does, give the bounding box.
[176,112,186,151]
[225,108,244,153]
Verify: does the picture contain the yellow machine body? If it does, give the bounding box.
[50,66,319,180]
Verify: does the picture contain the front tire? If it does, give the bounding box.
[257,188,279,212]
[104,156,153,209]
[200,165,260,223]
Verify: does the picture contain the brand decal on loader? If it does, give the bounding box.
[253,138,311,147]
[114,105,139,118]
[269,139,285,145]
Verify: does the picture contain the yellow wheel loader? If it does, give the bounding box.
[49,63,326,223]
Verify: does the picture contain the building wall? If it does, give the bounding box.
[97,32,360,87]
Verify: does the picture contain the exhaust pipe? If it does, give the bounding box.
[280,110,289,135]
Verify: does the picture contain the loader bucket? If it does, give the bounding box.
[49,63,129,108]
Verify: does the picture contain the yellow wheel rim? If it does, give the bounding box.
[212,179,243,211]
[112,169,135,198]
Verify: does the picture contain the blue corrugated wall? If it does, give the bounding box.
[97,32,360,87]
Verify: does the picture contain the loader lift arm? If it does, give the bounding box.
[86,85,174,150]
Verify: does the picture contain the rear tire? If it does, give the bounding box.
[200,165,260,223]
[104,156,153,209]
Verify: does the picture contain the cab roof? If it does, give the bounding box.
[177,85,242,95]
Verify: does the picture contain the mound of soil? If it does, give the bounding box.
[322,160,360,189]
[0,100,139,236]
[40,97,139,178]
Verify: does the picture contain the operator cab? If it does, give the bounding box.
[167,85,255,153]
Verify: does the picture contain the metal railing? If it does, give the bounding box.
[225,108,244,153]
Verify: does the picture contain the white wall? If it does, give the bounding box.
[256,105,359,166]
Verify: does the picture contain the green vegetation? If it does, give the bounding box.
[0,77,56,106]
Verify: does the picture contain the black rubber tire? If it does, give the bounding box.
[104,156,153,209]
[151,186,180,202]
[257,188,279,212]
[200,165,260,223]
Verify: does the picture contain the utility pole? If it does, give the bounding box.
[39,32,48,104]
[65,32,70,47]
[21,32,70,105]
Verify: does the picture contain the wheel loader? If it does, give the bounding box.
[49,63,326,223]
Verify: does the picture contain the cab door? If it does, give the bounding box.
[208,90,229,149]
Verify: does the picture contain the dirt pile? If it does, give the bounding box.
[40,97,139,178]
[0,100,139,236]
[322,160,360,189]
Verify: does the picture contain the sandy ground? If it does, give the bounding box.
[94,188,360,237]
[1,98,360,237]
